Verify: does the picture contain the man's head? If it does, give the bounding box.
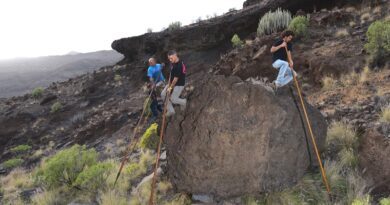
[148,57,156,66]
[281,30,294,42]
[167,50,179,63]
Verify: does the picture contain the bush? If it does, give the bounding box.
[139,123,159,150]
[10,144,31,153]
[365,20,390,66]
[35,144,98,188]
[338,148,358,168]
[50,102,62,113]
[288,16,309,37]
[352,195,371,205]
[125,163,146,181]
[167,21,182,31]
[2,158,24,169]
[114,74,122,82]
[74,162,114,191]
[257,8,292,36]
[231,34,244,48]
[32,87,44,98]
[380,106,390,122]
[326,121,358,150]
[380,198,390,205]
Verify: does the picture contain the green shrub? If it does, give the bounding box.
[139,123,159,150]
[51,102,62,113]
[257,8,292,36]
[32,87,44,98]
[380,198,390,205]
[338,148,358,168]
[2,158,24,169]
[125,163,146,181]
[231,34,244,48]
[365,20,390,66]
[35,144,98,188]
[288,16,309,37]
[352,195,371,205]
[167,21,182,31]
[74,162,114,191]
[326,121,358,150]
[114,74,122,82]
[10,144,32,153]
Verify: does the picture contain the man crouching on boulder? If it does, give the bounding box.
[270,30,297,90]
[161,50,187,116]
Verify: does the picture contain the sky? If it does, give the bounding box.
[0,0,243,60]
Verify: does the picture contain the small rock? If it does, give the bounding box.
[192,194,214,203]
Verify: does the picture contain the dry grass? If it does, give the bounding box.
[373,6,382,14]
[31,189,62,205]
[116,138,126,147]
[380,106,390,122]
[345,7,356,13]
[157,181,173,195]
[327,121,358,150]
[0,168,33,203]
[99,190,128,205]
[338,148,358,168]
[359,66,370,83]
[322,76,338,91]
[335,28,349,37]
[344,71,360,86]
[360,13,372,23]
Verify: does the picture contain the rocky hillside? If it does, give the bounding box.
[0,0,389,204]
[0,50,123,98]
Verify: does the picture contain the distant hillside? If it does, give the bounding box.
[0,50,123,98]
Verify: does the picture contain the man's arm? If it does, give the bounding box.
[270,42,287,53]
[168,77,179,93]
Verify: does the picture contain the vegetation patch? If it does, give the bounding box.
[139,123,159,150]
[231,34,244,48]
[257,8,291,36]
[10,144,32,154]
[32,87,44,98]
[288,15,309,38]
[2,158,24,169]
[51,102,63,113]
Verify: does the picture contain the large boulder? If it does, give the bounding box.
[165,75,327,199]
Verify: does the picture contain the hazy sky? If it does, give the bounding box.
[0,0,243,60]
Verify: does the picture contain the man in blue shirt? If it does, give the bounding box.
[147,57,165,87]
[147,57,165,121]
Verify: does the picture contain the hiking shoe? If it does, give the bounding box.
[271,81,281,94]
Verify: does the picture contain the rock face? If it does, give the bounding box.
[111,0,352,67]
[165,75,327,198]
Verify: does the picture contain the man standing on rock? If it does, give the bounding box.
[270,30,297,89]
[161,50,187,116]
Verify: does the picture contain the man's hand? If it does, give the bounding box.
[289,61,294,69]
[280,42,287,48]
[167,86,173,94]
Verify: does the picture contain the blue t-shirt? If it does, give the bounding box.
[147,64,165,83]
